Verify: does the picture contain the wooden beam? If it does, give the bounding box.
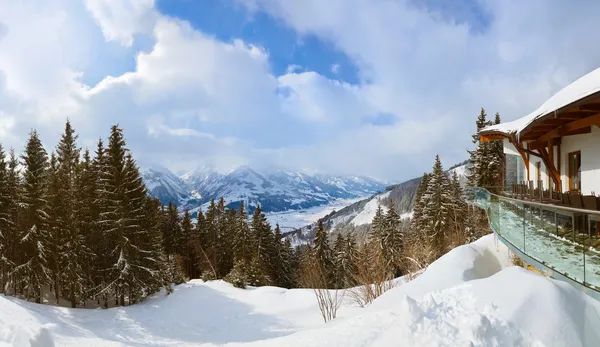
[556,111,593,119]
[548,142,555,191]
[537,114,600,143]
[557,143,562,192]
[578,104,600,112]
[538,147,560,189]
[479,134,506,143]
[526,143,531,181]
[529,137,561,151]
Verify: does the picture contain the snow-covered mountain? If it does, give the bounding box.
[141,164,388,214]
[284,162,470,246]
[141,164,189,206]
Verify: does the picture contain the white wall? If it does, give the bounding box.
[560,125,600,194]
[501,126,600,194]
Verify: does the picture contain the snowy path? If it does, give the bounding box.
[3,235,600,346]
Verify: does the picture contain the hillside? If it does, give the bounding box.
[3,233,598,347]
[141,164,387,214]
[285,163,469,245]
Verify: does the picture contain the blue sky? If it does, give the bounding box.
[2,0,600,181]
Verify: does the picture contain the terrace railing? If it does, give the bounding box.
[465,187,600,294]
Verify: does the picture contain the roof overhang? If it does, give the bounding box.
[479,66,600,144]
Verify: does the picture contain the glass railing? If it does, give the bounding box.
[465,187,600,292]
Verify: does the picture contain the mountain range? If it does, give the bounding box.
[141,164,388,215]
[284,162,470,245]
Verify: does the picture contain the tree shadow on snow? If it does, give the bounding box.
[32,283,295,345]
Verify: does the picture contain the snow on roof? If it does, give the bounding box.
[481,66,600,136]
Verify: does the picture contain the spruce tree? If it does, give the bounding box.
[383,201,403,275]
[420,155,452,258]
[15,130,51,303]
[46,153,62,303]
[312,219,333,286]
[411,173,430,231]
[181,208,195,278]
[251,205,275,285]
[467,108,491,188]
[4,149,20,295]
[0,143,11,292]
[370,203,385,248]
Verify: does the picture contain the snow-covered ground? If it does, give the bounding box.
[265,198,363,231]
[350,191,391,226]
[3,234,600,346]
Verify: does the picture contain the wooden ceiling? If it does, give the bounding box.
[518,96,600,142]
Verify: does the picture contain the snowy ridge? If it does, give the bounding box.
[350,191,391,226]
[141,164,387,214]
[3,234,599,346]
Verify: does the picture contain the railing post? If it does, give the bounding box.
[523,204,526,252]
[554,211,558,236]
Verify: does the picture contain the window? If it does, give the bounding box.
[568,151,581,191]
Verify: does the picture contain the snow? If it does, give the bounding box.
[266,198,363,230]
[0,235,600,347]
[482,66,600,137]
[3,234,600,346]
[350,191,391,226]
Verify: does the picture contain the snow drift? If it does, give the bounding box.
[2,234,600,346]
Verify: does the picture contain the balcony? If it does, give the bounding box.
[466,187,600,297]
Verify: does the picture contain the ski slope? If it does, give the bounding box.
[2,234,600,346]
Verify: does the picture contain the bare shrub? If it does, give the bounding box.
[511,252,525,267]
[299,254,344,323]
[349,243,396,308]
[400,232,437,277]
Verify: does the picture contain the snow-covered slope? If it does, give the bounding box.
[3,234,600,346]
[141,164,189,205]
[142,164,387,213]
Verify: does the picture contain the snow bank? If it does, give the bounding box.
[2,234,600,346]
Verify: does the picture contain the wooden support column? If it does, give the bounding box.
[526,143,531,181]
[538,147,560,189]
[557,143,562,192]
[548,142,554,191]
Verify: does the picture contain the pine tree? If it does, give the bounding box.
[312,219,333,286]
[54,121,91,307]
[202,199,219,279]
[272,224,294,288]
[420,155,452,258]
[181,208,195,279]
[467,108,491,188]
[233,202,252,266]
[90,138,109,307]
[383,201,403,275]
[4,149,20,295]
[370,203,385,248]
[0,143,12,293]
[46,153,62,303]
[99,125,166,306]
[15,130,51,303]
[411,173,430,231]
[251,205,276,285]
[488,113,505,193]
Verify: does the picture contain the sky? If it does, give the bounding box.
[2,0,600,182]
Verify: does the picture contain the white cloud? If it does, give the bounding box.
[84,0,156,46]
[3,0,600,181]
[331,64,340,74]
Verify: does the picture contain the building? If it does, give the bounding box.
[479,67,600,196]
[467,67,600,297]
